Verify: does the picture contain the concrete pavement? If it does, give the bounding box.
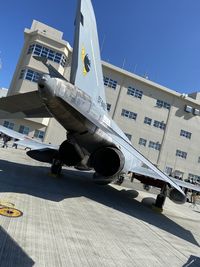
[0,147,199,266]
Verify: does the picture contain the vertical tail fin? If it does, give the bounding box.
[70,0,107,112]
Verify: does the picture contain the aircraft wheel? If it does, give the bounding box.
[154,193,166,210]
[113,175,124,185]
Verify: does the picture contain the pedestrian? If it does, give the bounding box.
[189,190,199,209]
[2,135,9,148]
[12,138,19,149]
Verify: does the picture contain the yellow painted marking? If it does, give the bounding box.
[81,46,87,76]
[0,207,23,218]
[81,47,85,61]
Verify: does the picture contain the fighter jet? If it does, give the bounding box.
[1,0,198,210]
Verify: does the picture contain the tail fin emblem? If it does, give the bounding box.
[81,47,91,75]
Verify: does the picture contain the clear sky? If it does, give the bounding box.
[1,0,200,94]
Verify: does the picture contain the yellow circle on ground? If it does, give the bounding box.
[0,207,23,217]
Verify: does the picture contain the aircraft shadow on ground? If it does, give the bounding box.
[0,226,34,266]
[182,255,200,267]
[0,158,199,247]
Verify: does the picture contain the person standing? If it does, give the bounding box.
[2,135,9,148]
[12,138,19,149]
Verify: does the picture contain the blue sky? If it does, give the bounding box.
[1,0,200,93]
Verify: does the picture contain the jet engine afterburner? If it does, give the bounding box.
[168,188,186,204]
[89,146,125,177]
[59,140,82,166]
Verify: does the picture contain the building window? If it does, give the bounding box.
[28,43,67,67]
[156,99,170,110]
[34,129,45,140]
[19,69,25,79]
[144,117,152,125]
[176,149,187,159]
[19,125,29,135]
[174,170,184,179]
[104,76,117,89]
[19,69,41,83]
[121,109,137,120]
[184,105,193,113]
[149,141,161,151]
[180,129,192,139]
[139,138,147,146]
[153,120,166,130]
[165,166,173,176]
[106,103,111,112]
[124,133,132,141]
[127,86,143,99]
[3,121,14,130]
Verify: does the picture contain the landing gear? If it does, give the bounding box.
[153,184,167,212]
[113,175,124,185]
[51,159,62,176]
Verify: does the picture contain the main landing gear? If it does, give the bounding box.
[50,158,63,177]
[114,175,125,185]
[153,184,167,212]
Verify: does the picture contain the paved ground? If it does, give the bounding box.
[0,146,200,267]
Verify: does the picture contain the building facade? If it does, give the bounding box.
[103,62,200,182]
[1,20,200,182]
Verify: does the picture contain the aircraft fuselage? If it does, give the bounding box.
[38,74,140,174]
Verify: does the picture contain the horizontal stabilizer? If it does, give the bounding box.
[16,139,58,150]
[0,91,52,119]
[27,148,58,163]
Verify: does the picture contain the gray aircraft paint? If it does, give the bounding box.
[70,0,107,113]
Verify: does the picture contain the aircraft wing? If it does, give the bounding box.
[0,125,26,140]
[0,125,58,150]
[107,128,185,194]
[0,91,52,119]
[15,139,58,150]
[132,166,200,192]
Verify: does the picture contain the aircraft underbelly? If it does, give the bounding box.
[46,97,113,153]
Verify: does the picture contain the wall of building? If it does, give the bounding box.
[5,20,72,144]
[102,62,200,180]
